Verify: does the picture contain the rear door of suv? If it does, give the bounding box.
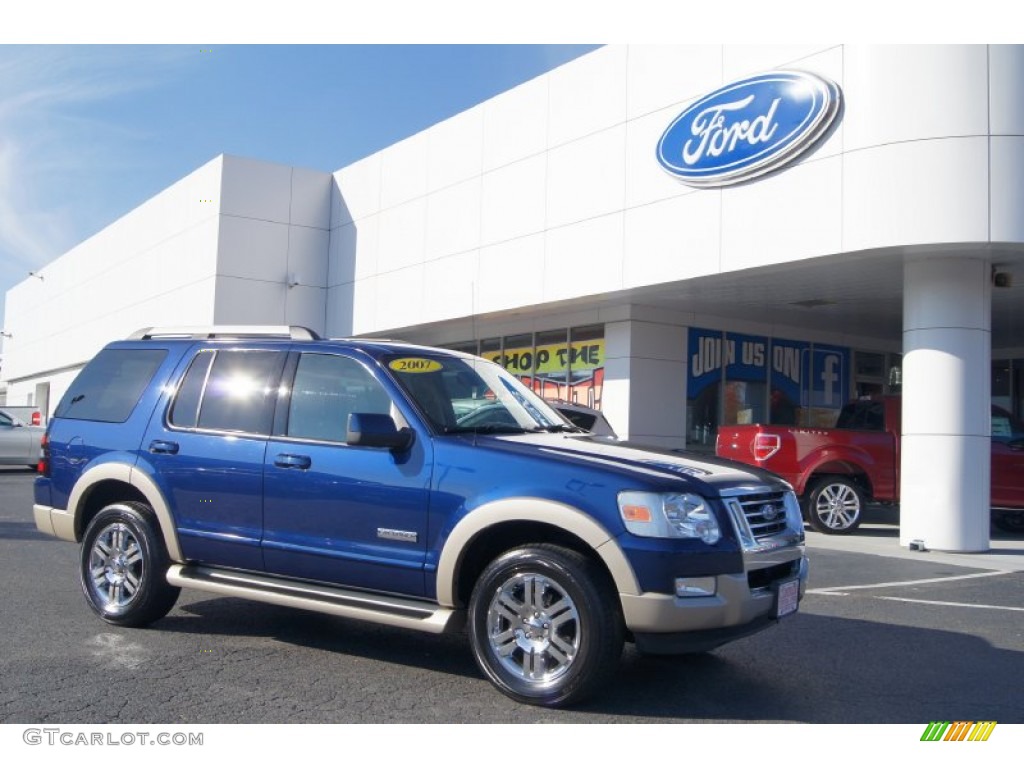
[141,346,287,572]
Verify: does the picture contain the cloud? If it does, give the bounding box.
[0,47,192,267]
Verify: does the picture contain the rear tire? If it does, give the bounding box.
[804,476,865,534]
[80,502,180,627]
[468,544,624,707]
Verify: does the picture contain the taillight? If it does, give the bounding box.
[38,433,50,476]
[752,433,781,462]
[31,411,41,426]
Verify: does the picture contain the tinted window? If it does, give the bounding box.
[287,354,392,442]
[835,401,884,431]
[171,350,285,435]
[559,408,596,431]
[169,351,214,428]
[55,349,167,423]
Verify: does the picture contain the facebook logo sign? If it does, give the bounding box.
[810,347,848,408]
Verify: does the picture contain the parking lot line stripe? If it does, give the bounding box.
[873,596,1024,612]
[807,570,1012,595]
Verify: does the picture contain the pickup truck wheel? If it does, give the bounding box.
[805,476,864,535]
[468,544,624,707]
[80,502,180,627]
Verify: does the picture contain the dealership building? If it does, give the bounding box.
[3,44,1023,552]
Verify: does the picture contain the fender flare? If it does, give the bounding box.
[434,497,640,607]
[68,462,184,562]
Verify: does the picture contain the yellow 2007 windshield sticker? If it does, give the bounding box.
[389,358,443,373]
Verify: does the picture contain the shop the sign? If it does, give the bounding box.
[657,70,841,187]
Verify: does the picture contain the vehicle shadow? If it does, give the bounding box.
[156,595,480,679]
[155,595,1024,723]
[593,612,1024,722]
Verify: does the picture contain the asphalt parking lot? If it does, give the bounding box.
[2,466,1022,724]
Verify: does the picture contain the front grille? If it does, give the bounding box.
[748,561,799,590]
[735,491,790,540]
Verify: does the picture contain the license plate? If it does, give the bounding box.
[776,577,800,619]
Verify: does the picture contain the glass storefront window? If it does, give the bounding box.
[723,332,767,426]
[993,359,1012,413]
[450,327,606,414]
[687,328,723,453]
[1015,360,1024,420]
[534,329,569,401]
[768,338,807,426]
[568,325,604,409]
[501,334,535,387]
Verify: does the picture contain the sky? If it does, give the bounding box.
[0,43,600,330]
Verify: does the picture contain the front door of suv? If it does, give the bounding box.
[261,351,431,596]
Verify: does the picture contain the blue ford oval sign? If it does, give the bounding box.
[657,70,840,188]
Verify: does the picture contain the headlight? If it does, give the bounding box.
[618,491,721,544]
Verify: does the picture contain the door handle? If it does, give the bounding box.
[274,453,311,470]
[148,440,179,455]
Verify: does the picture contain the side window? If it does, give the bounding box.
[169,351,214,428]
[0,411,13,428]
[287,354,393,443]
[169,350,285,435]
[54,349,168,423]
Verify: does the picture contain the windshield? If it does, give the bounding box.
[384,353,579,434]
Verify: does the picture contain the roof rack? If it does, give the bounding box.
[128,326,322,341]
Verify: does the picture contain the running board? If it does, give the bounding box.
[166,564,464,634]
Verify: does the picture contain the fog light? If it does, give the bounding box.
[674,576,716,598]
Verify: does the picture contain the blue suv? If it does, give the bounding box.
[34,326,807,707]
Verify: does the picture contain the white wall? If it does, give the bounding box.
[215,156,332,331]
[2,155,332,412]
[3,157,224,408]
[326,44,1022,340]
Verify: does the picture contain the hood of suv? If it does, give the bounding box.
[459,432,787,495]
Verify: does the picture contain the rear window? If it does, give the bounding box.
[55,349,168,423]
[835,401,884,431]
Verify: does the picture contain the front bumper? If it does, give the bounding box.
[621,550,808,651]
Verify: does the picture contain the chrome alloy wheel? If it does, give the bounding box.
[88,522,144,610]
[486,572,581,686]
[814,482,861,531]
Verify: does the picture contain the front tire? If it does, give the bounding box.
[804,476,865,534]
[468,544,624,707]
[80,502,180,627]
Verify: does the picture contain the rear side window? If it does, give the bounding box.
[55,349,167,423]
[169,350,285,435]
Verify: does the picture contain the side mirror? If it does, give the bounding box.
[347,413,413,451]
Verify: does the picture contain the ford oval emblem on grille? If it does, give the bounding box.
[656,70,841,187]
[759,503,781,522]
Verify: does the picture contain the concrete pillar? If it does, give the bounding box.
[900,256,991,552]
[603,319,688,447]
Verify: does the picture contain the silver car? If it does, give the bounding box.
[0,408,43,468]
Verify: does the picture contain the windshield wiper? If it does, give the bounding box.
[531,424,586,434]
[443,424,531,435]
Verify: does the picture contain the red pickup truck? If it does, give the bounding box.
[716,397,1024,535]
